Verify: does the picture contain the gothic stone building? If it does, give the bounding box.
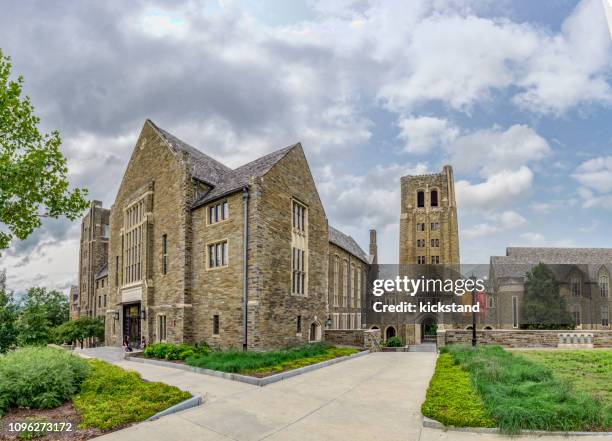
[489,247,611,330]
[77,201,109,318]
[367,166,462,345]
[77,120,371,350]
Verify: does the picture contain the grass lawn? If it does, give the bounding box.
[422,345,611,434]
[185,343,359,375]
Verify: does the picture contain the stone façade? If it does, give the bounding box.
[79,120,370,350]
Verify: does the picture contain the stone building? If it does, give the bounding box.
[489,247,612,330]
[327,227,371,332]
[79,120,370,350]
[399,165,459,266]
[77,201,110,318]
[367,166,461,345]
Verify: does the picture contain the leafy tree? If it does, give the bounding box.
[17,287,69,345]
[54,316,104,349]
[520,263,574,330]
[0,49,88,251]
[0,274,18,352]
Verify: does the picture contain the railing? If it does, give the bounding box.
[557,332,594,348]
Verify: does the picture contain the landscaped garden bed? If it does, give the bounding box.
[139,342,360,377]
[0,347,191,440]
[421,345,612,434]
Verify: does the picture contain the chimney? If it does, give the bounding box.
[369,229,378,264]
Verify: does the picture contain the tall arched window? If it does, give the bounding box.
[417,191,425,208]
[600,274,609,298]
[430,190,438,207]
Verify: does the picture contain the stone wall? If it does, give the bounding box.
[437,329,612,348]
[325,329,381,350]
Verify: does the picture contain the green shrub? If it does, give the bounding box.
[0,347,89,415]
[186,343,355,374]
[422,353,494,428]
[73,360,190,430]
[444,345,607,433]
[384,336,402,347]
[143,342,208,361]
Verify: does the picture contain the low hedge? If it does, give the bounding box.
[0,347,90,415]
[143,342,209,361]
[73,360,191,430]
[421,353,494,428]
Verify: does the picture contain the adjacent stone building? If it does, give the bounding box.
[489,247,611,330]
[78,120,371,350]
[77,201,110,318]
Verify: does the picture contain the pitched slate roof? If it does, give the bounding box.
[147,119,298,208]
[148,120,231,185]
[491,247,612,280]
[329,226,369,263]
[192,144,297,207]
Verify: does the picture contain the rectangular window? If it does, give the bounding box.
[103,295,107,307]
[208,241,229,268]
[431,256,440,264]
[431,238,439,247]
[416,223,425,231]
[158,315,167,341]
[600,276,609,297]
[349,264,355,308]
[292,247,306,294]
[123,199,145,285]
[162,234,168,275]
[213,314,220,335]
[356,269,362,307]
[601,305,609,327]
[98,296,101,307]
[296,315,302,334]
[417,256,425,264]
[486,296,495,308]
[292,200,306,233]
[512,296,519,328]
[571,277,581,297]
[431,222,439,231]
[333,256,339,306]
[115,256,119,286]
[208,201,229,224]
[342,260,348,306]
[572,306,581,326]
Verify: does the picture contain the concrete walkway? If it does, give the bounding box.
[92,352,605,441]
[97,352,436,440]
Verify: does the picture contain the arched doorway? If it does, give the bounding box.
[385,326,396,340]
[309,322,321,342]
[421,316,437,343]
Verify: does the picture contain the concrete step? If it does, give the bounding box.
[407,344,437,352]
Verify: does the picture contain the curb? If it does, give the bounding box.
[127,349,370,387]
[422,416,612,437]
[146,395,203,421]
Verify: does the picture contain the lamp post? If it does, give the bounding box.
[471,274,477,347]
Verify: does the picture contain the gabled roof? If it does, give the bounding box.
[192,144,297,207]
[146,119,298,208]
[148,120,231,185]
[491,247,612,280]
[329,226,369,264]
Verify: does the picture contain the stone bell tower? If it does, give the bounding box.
[399,165,459,265]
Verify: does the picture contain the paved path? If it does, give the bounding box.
[97,352,435,440]
[92,351,605,441]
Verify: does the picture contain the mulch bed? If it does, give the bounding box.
[0,402,127,440]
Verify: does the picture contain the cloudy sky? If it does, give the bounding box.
[1,0,611,295]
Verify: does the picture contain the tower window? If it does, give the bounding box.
[417,191,425,208]
[213,314,220,335]
[431,190,438,207]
